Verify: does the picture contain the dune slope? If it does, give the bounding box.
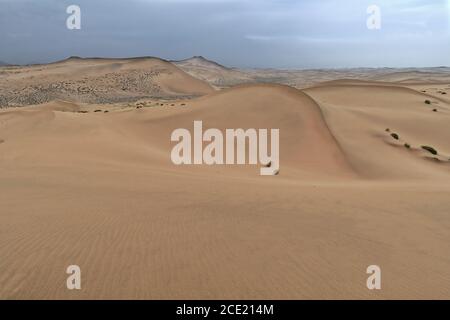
[304,81,450,179]
[1,82,450,299]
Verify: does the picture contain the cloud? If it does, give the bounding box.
[0,0,448,68]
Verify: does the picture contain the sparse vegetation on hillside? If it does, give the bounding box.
[385,129,444,161]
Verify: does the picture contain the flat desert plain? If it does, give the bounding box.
[1,57,450,299]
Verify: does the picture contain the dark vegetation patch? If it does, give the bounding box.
[391,133,399,140]
[421,146,438,155]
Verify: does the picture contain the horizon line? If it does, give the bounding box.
[1,55,450,71]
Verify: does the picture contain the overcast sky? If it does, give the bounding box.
[0,0,449,68]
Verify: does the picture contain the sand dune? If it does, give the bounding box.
[1,59,450,299]
[0,57,213,108]
[372,68,450,84]
[0,83,355,179]
[304,82,450,180]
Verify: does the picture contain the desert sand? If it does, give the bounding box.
[0,57,450,299]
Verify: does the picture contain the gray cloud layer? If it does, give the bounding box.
[0,0,449,68]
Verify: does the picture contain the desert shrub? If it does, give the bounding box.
[94,109,102,112]
[433,109,437,112]
[391,133,399,140]
[424,100,431,104]
[421,146,438,155]
[104,110,109,113]
[263,161,272,168]
[404,143,411,149]
[385,128,390,132]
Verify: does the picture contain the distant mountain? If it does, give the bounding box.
[0,61,9,66]
[173,56,255,88]
[172,56,229,70]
